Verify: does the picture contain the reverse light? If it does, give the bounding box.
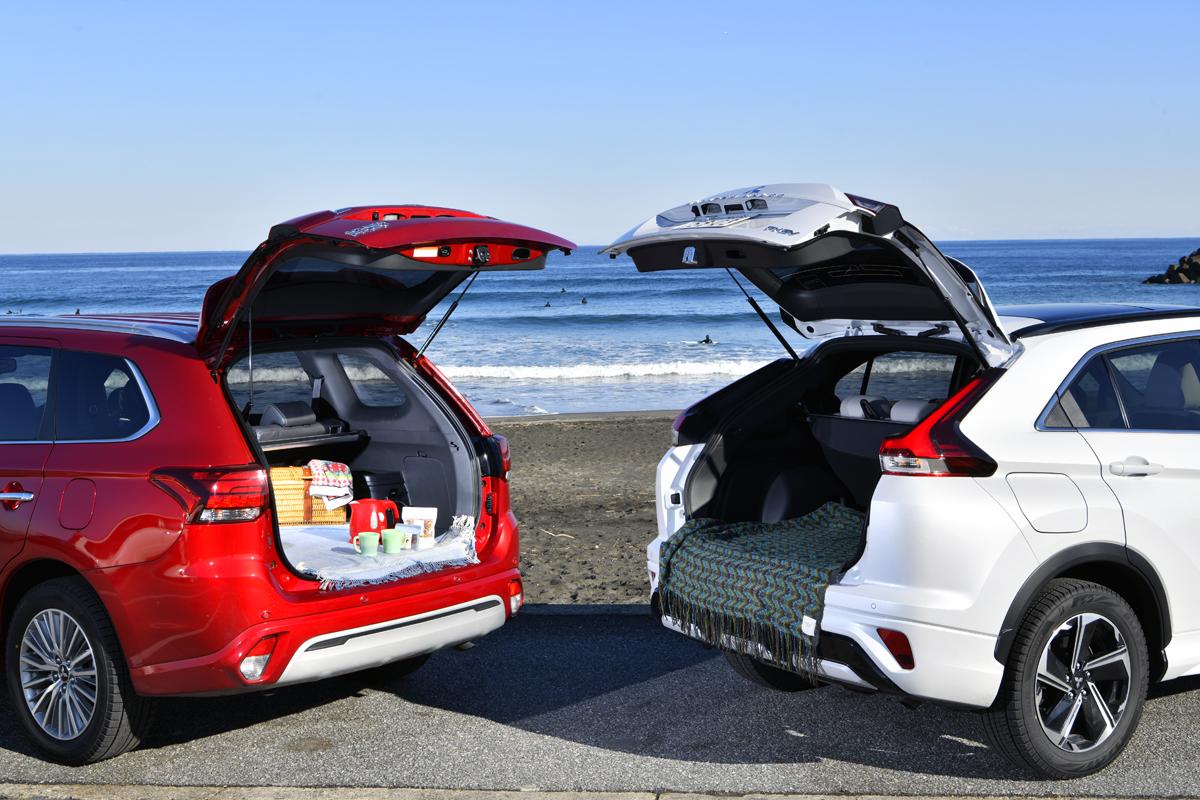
[877,628,914,670]
[507,578,524,615]
[151,466,268,523]
[239,636,278,681]
[878,371,1002,478]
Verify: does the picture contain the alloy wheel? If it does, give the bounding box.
[1035,611,1131,753]
[18,609,99,741]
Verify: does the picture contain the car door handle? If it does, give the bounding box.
[1109,458,1162,477]
[0,491,35,510]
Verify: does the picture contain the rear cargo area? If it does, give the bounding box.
[658,502,864,676]
[226,344,483,588]
[663,340,981,674]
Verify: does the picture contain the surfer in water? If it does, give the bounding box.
[700,334,714,345]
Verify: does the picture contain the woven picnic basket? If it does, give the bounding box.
[270,466,348,526]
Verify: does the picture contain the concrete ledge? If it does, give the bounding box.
[1,789,1194,800]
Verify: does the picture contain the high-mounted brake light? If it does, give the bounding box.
[151,466,268,523]
[878,371,1002,477]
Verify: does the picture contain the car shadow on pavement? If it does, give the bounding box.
[389,612,1032,779]
[0,611,1029,780]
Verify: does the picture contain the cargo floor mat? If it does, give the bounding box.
[657,501,865,679]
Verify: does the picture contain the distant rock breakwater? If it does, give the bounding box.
[1145,247,1200,284]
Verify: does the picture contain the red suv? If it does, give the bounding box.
[0,206,574,764]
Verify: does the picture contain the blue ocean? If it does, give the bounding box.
[3,238,1198,416]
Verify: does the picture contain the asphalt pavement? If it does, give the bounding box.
[0,607,1198,795]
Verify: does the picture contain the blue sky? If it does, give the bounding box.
[1,1,1197,252]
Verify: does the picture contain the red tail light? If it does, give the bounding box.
[878,370,1002,477]
[877,628,914,670]
[151,466,268,523]
[495,434,512,474]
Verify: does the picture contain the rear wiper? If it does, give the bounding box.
[726,269,799,360]
[417,271,480,359]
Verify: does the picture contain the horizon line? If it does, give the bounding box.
[1,234,1198,258]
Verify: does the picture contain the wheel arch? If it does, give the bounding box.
[994,543,1170,681]
[1,559,88,638]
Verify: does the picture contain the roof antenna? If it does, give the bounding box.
[241,309,255,419]
[726,268,799,360]
[417,271,480,359]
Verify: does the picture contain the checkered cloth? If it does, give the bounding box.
[658,502,865,679]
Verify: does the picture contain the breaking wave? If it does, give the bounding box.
[440,360,769,380]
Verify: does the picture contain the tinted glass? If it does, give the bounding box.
[1108,339,1200,431]
[54,351,152,440]
[835,351,957,401]
[0,345,53,441]
[227,351,313,410]
[1049,357,1124,429]
[337,353,409,409]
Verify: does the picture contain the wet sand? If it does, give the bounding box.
[489,411,677,604]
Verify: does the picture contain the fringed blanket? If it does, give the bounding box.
[658,502,864,680]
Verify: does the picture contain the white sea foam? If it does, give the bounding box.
[440,359,770,380]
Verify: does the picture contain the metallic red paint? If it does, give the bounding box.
[0,205,560,697]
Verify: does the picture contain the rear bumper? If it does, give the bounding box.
[130,569,519,696]
[817,600,1003,708]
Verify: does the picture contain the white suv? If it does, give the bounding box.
[602,184,1200,778]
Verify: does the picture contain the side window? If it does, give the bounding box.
[1108,339,1200,431]
[1046,357,1124,429]
[0,345,53,441]
[835,351,958,401]
[337,353,410,409]
[227,351,314,411]
[54,351,153,441]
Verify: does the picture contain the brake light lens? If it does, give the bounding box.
[151,466,268,523]
[495,435,512,474]
[877,628,914,670]
[878,370,1002,477]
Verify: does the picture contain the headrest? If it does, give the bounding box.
[839,394,890,419]
[1146,357,1185,409]
[259,401,317,428]
[889,398,940,424]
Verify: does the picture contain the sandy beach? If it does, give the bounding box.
[489,411,677,604]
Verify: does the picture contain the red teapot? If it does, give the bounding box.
[348,499,400,542]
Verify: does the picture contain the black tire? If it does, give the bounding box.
[5,577,155,764]
[723,649,818,692]
[981,578,1148,778]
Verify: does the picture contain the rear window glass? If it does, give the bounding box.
[337,354,409,409]
[0,345,53,442]
[227,352,314,411]
[54,351,152,441]
[1046,358,1124,429]
[835,351,957,402]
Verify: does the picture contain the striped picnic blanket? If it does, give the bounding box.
[657,502,865,680]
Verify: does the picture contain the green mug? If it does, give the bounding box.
[353,531,380,557]
[381,525,419,554]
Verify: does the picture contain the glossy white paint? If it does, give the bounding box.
[1005,473,1088,533]
[653,310,1200,708]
